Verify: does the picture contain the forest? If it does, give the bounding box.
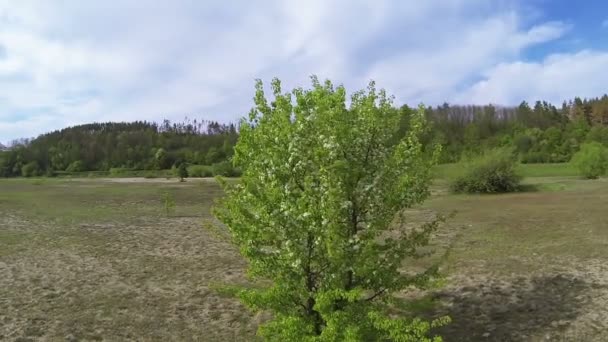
[0,119,238,177]
[2,94,608,178]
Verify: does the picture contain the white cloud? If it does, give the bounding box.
[455,50,608,105]
[364,13,570,104]
[0,0,597,144]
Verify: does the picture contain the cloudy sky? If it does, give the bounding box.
[1,0,608,143]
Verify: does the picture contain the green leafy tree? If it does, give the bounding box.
[154,148,169,169]
[0,153,9,177]
[463,124,481,157]
[21,161,40,177]
[177,162,188,182]
[215,78,448,341]
[66,160,85,173]
[571,142,608,179]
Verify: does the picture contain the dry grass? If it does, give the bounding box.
[1,176,608,341]
[0,179,258,341]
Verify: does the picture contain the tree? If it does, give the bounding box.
[0,154,10,177]
[154,148,169,169]
[66,160,85,173]
[177,162,188,182]
[215,78,448,341]
[571,142,608,179]
[21,161,40,177]
[0,120,239,177]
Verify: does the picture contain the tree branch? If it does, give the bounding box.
[365,288,387,302]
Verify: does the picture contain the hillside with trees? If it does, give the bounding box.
[0,119,238,177]
[421,95,608,164]
[2,94,608,178]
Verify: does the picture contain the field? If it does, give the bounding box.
[1,169,608,341]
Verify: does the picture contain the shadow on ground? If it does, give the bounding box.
[424,274,596,341]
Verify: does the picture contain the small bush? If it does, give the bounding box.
[21,161,41,177]
[109,167,131,177]
[176,163,188,182]
[143,172,158,179]
[451,149,522,193]
[211,161,241,177]
[160,191,176,216]
[571,142,608,179]
[520,151,550,164]
[66,160,85,173]
[45,169,57,177]
[187,165,213,177]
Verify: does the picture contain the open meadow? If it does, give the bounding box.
[2,168,608,341]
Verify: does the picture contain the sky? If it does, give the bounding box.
[1,0,608,144]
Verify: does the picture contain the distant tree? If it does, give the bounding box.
[463,124,481,156]
[586,126,608,147]
[66,160,85,173]
[21,161,40,177]
[177,163,188,182]
[0,120,239,177]
[571,142,608,179]
[154,148,169,169]
[215,78,448,341]
[0,154,9,177]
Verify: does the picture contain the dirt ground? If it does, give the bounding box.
[1,177,608,341]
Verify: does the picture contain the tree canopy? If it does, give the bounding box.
[0,119,238,177]
[215,78,448,341]
[4,91,608,178]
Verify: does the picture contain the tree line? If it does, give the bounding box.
[2,94,608,177]
[420,95,608,163]
[0,119,238,177]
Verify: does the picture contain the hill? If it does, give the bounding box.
[0,119,237,177]
[2,93,608,178]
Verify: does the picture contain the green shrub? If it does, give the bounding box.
[187,165,213,177]
[45,169,57,177]
[571,142,608,179]
[66,160,85,172]
[514,134,535,154]
[143,172,158,179]
[0,166,9,177]
[109,167,131,177]
[176,163,188,182]
[520,151,550,164]
[451,149,522,193]
[21,161,41,177]
[211,161,241,177]
[160,191,175,216]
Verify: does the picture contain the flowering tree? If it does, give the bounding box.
[215,77,448,341]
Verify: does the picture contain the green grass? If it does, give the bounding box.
[2,176,608,341]
[517,162,580,177]
[53,169,176,178]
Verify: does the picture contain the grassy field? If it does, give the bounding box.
[1,173,608,341]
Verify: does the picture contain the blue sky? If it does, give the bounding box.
[1,0,608,143]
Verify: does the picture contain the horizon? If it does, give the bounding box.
[1,0,608,143]
[0,98,588,146]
